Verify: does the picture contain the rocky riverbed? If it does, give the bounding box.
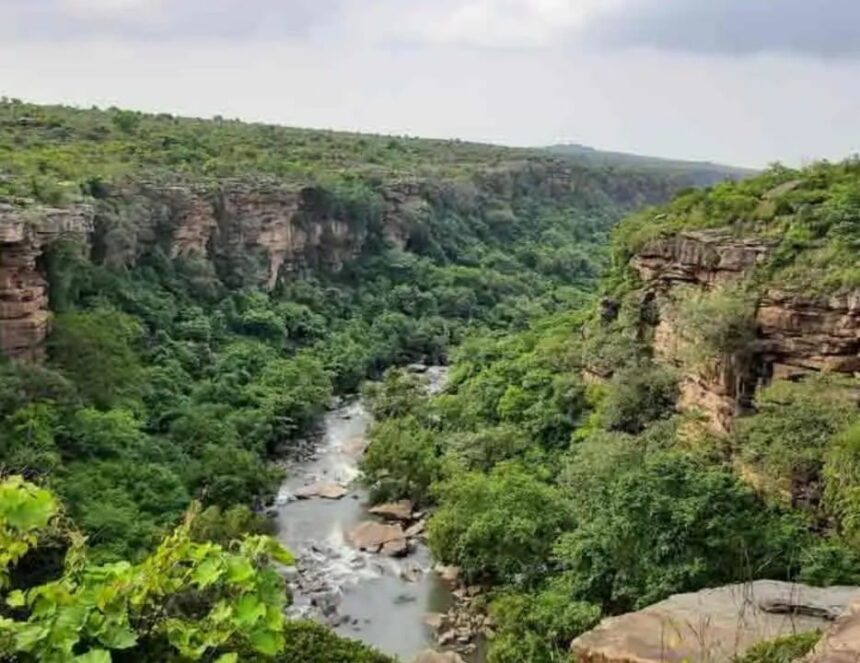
[273,367,485,661]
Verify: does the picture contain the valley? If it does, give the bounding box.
[1,100,859,663]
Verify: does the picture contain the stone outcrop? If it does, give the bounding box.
[0,178,436,360]
[410,650,465,663]
[368,500,415,522]
[629,229,860,431]
[346,521,407,553]
[570,580,860,663]
[631,229,775,287]
[0,203,93,360]
[805,602,860,663]
[293,483,349,500]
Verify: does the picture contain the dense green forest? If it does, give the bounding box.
[363,160,860,662]
[0,100,735,660]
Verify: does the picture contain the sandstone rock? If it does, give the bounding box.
[0,203,93,361]
[346,521,406,552]
[424,612,447,632]
[369,500,414,522]
[410,650,465,663]
[293,483,349,500]
[805,601,860,662]
[570,581,860,663]
[628,227,860,433]
[434,564,461,583]
[405,519,427,538]
[631,229,775,288]
[380,537,410,557]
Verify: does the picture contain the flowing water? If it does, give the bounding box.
[274,367,476,661]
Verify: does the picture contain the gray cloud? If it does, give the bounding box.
[2,0,344,40]
[589,0,860,58]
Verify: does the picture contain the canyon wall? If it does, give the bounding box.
[0,179,432,360]
[629,230,860,432]
[0,203,93,360]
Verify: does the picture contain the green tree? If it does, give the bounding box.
[428,462,570,584]
[50,310,143,409]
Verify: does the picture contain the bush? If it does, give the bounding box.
[598,360,677,434]
[556,450,803,612]
[735,631,820,663]
[737,377,859,510]
[488,580,600,663]
[362,416,442,506]
[428,462,571,584]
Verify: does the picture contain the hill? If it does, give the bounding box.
[546,142,755,187]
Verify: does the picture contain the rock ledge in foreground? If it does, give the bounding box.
[571,580,860,663]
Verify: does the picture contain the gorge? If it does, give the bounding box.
[2,100,860,663]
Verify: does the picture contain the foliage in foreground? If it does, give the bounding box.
[0,475,293,661]
[0,475,393,663]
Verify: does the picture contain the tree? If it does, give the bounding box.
[737,377,859,510]
[428,462,570,584]
[555,450,802,612]
[50,310,143,409]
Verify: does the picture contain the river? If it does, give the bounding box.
[273,367,482,661]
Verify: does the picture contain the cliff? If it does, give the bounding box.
[0,203,93,360]
[624,230,860,432]
[0,179,434,359]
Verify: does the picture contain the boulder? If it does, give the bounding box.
[805,602,860,662]
[424,612,447,632]
[405,519,427,538]
[434,564,461,583]
[293,483,349,500]
[411,650,464,663]
[346,521,406,552]
[380,537,410,557]
[570,581,860,663]
[368,500,414,522]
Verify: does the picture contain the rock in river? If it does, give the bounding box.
[293,483,349,500]
[346,521,407,553]
[368,500,414,522]
[411,650,464,663]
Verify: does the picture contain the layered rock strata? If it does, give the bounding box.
[628,230,860,431]
[0,203,93,360]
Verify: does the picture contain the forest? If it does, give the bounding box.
[0,100,724,660]
[3,101,858,662]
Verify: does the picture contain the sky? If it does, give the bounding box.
[1,0,858,168]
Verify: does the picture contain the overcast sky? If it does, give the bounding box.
[1,0,858,168]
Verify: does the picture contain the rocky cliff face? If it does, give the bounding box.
[105,180,432,289]
[629,230,860,432]
[0,203,93,360]
[0,179,434,360]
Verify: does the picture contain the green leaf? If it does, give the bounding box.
[6,589,25,608]
[98,623,137,649]
[225,557,254,585]
[215,654,239,663]
[192,556,223,588]
[76,650,112,663]
[248,627,284,656]
[233,594,265,628]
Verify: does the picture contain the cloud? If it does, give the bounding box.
[588,0,860,58]
[3,0,629,47]
[1,0,344,40]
